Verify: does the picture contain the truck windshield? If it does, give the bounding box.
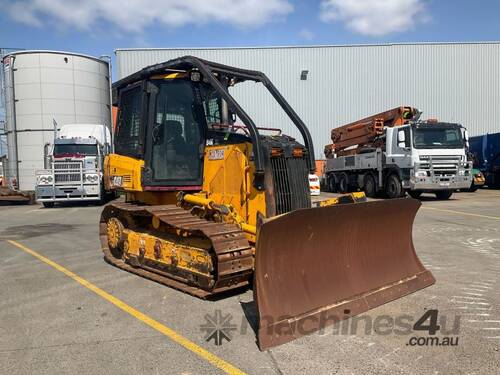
[413,127,464,149]
[53,144,97,156]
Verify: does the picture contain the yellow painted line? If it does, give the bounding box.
[6,240,246,375]
[421,206,500,220]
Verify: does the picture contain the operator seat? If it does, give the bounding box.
[166,120,186,153]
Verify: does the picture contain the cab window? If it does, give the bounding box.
[115,85,143,157]
[150,80,204,183]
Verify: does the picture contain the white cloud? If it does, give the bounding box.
[5,0,293,33]
[298,28,315,41]
[319,0,429,37]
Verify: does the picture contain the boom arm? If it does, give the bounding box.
[325,106,419,157]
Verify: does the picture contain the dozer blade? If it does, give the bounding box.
[254,198,435,350]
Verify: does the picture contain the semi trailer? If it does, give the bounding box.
[35,124,112,207]
[323,107,472,199]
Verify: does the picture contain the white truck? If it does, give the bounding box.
[35,124,112,207]
[324,108,472,200]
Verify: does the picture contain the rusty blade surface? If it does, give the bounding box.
[254,198,435,350]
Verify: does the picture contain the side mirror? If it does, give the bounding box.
[397,131,406,143]
[43,143,52,169]
[43,143,51,157]
[397,130,407,148]
[462,129,469,148]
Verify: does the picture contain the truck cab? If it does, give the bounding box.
[35,124,111,207]
[387,122,472,197]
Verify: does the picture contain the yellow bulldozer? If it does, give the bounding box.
[100,56,435,350]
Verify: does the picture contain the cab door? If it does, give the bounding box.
[142,79,206,188]
[114,81,146,160]
[389,126,412,169]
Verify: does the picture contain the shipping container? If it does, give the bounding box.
[469,132,500,187]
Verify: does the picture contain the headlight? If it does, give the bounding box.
[85,174,99,183]
[37,175,53,185]
[458,169,465,176]
[415,170,428,177]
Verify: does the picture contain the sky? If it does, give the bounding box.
[1,0,500,64]
[0,0,499,155]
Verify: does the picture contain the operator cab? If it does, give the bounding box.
[114,71,252,188]
[112,56,316,192]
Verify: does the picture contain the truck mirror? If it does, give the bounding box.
[464,130,469,141]
[397,131,406,143]
[398,142,406,148]
[43,143,50,157]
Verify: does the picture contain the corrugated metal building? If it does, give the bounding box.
[116,42,500,159]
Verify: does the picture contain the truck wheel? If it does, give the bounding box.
[338,172,349,193]
[97,185,113,205]
[408,191,423,199]
[320,177,328,192]
[385,174,404,199]
[435,190,453,200]
[327,174,338,193]
[42,202,55,208]
[467,183,479,192]
[363,174,376,198]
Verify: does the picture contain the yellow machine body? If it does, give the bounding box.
[105,142,265,242]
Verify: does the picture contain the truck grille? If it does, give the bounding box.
[419,156,462,174]
[53,161,83,183]
[55,174,81,183]
[54,162,79,170]
[270,156,311,215]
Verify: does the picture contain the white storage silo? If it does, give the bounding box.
[2,51,111,190]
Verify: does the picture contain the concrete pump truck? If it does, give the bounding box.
[323,107,472,199]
